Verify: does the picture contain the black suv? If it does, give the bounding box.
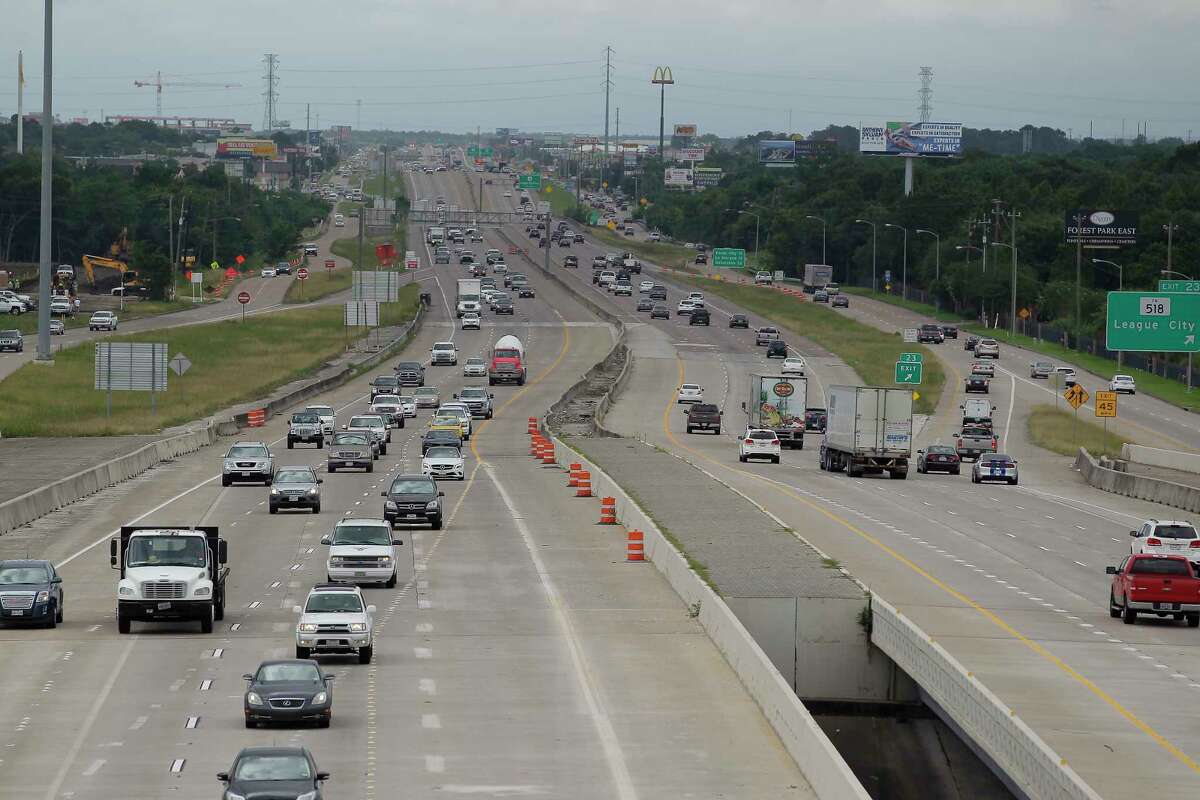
[382,475,444,529]
[917,324,944,344]
[688,307,711,326]
[370,375,401,398]
[728,314,749,329]
[940,324,958,340]
[394,361,425,387]
[766,340,788,358]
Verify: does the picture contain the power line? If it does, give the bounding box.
[278,59,599,74]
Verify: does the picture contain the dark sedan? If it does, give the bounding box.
[244,660,334,728]
[916,445,961,475]
[649,286,667,300]
[0,560,63,627]
[729,314,749,328]
[940,324,958,339]
[421,428,462,455]
[964,335,980,352]
[766,341,788,358]
[650,304,670,319]
[218,747,329,799]
[518,285,536,298]
[636,298,654,312]
[965,376,990,394]
[493,299,515,314]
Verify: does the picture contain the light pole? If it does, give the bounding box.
[915,229,940,282]
[1163,221,1180,271]
[956,244,982,316]
[726,209,760,270]
[1094,258,1123,366]
[993,240,1019,338]
[35,0,54,363]
[805,215,826,265]
[651,67,674,158]
[1162,269,1196,391]
[853,219,876,292]
[884,223,908,298]
[208,216,242,266]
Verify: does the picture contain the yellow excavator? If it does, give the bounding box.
[82,228,142,293]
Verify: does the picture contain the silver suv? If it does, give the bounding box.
[222,442,275,486]
[454,387,494,419]
[294,584,376,664]
[345,415,389,456]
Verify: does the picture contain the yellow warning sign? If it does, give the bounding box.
[1095,390,1117,418]
[1064,384,1089,410]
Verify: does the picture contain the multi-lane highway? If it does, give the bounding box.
[0,163,816,799]
[440,166,1200,797]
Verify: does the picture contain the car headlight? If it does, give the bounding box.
[312,691,328,705]
[225,792,247,800]
[385,501,397,510]
[246,691,263,706]
[119,586,135,596]
[270,487,280,495]
[426,500,439,510]
[223,461,235,470]
[308,488,319,495]
[36,591,49,603]
[297,792,318,800]
[379,556,392,565]
[299,622,318,632]
[194,586,211,598]
[349,622,368,632]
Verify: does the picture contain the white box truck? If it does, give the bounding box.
[743,374,808,449]
[456,278,481,317]
[111,526,228,634]
[802,264,833,293]
[819,386,913,478]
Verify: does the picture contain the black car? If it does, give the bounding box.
[729,314,749,329]
[243,660,334,728]
[394,361,425,386]
[917,324,944,344]
[275,262,292,275]
[831,295,849,308]
[689,308,711,325]
[649,286,668,300]
[940,324,958,339]
[493,298,515,314]
[636,298,654,312]
[370,375,401,399]
[650,304,670,319]
[518,285,536,298]
[964,335,980,352]
[0,560,63,627]
[421,428,462,455]
[917,445,961,475]
[803,408,827,433]
[218,747,329,800]
[563,255,578,268]
[382,474,444,529]
[965,376,990,394]
[766,340,788,358]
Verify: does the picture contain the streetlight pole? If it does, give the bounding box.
[651,67,674,158]
[739,211,760,270]
[915,229,940,281]
[1093,258,1124,366]
[884,224,908,298]
[35,0,54,363]
[955,244,982,315]
[853,219,875,292]
[1163,221,1180,271]
[805,215,826,265]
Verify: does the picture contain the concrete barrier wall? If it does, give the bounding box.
[1121,443,1200,475]
[1076,448,1200,513]
[0,422,218,537]
[870,596,1102,800]
[548,433,872,800]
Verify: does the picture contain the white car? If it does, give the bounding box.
[971,453,1018,485]
[394,396,418,418]
[677,383,704,404]
[334,215,345,227]
[422,445,466,480]
[781,357,806,376]
[49,298,74,316]
[261,266,277,278]
[739,428,781,464]
[413,387,441,408]
[463,357,487,377]
[970,361,996,378]
[974,338,1000,359]
[1110,374,1137,394]
[597,270,616,287]
[754,271,773,286]
[305,404,336,436]
[1054,366,1078,386]
[687,292,704,304]
[294,584,376,663]
[503,191,512,198]
[648,232,661,241]
[369,396,405,429]
[1129,519,1199,562]
[676,300,697,316]
[0,297,25,315]
[639,280,654,294]
[430,341,458,365]
[493,262,508,274]
[461,313,481,331]
[88,311,118,331]
[322,517,400,587]
[303,243,319,256]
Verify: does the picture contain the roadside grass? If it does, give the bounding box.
[538,185,578,217]
[587,225,697,266]
[842,287,1199,412]
[842,287,965,322]
[667,276,946,415]
[1027,404,1133,459]
[0,284,419,437]
[330,228,408,269]
[283,267,353,303]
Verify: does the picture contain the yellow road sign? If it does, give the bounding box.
[1095,390,1117,418]
[1064,384,1089,410]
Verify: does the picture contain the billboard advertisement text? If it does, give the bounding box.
[1065,210,1138,247]
[216,138,279,159]
[859,122,962,156]
[678,147,705,162]
[673,124,697,137]
[664,167,693,187]
[693,167,723,187]
[759,139,796,166]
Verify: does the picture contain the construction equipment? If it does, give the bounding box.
[133,72,242,117]
[82,255,139,292]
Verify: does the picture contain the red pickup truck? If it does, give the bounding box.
[1108,554,1200,626]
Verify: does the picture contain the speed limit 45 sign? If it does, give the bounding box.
[1095,390,1117,418]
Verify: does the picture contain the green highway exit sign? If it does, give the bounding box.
[517,174,541,190]
[1159,280,1200,293]
[1106,291,1200,352]
[899,352,923,364]
[712,248,746,268]
[467,146,493,158]
[895,362,923,384]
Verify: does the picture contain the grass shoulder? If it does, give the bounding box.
[588,226,696,266]
[1026,404,1132,459]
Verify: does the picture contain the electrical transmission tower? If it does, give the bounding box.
[262,54,279,131]
[918,66,933,123]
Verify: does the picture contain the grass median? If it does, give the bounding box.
[0,284,419,437]
[1027,404,1133,458]
[587,225,697,267]
[330,230,407,270]
[283,267,353,303]
[667,276,946,415]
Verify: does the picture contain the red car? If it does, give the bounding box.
[1108,554,1200,626]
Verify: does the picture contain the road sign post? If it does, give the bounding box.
[237,290,250,322]
[297,267,309,301]
[712,248,746,268]
[895,361,923,385]
[1064,384,1090,448]
[1095,389,1117,443]
[902,328,918,343]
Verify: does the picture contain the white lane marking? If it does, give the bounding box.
[425,755,445,774]
[211,648,223,659]
[422,713,442,729]
[1073,561,1088,567]
[184,716,199,729]
[416,623,433,633]
[486,463,638,800]
[414,647,432,659]
[419,678,436,695]
[248,601,261,609]
[81,759,105,777]
[199,679,213,692]
[1001,369,1016,451]
[42,637,136,800]
[129,716,148,731]
[169,758,186,774]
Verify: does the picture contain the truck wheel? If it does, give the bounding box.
[358,644,373,664]
[1188,614,1200,628]
[200,606,214,634]
[317,437,324,448]
[295,646,310,659]
[117,611,131,634]
[796,439,803,450]
[312,503,321,514]
[214,592,225,622]
[287,439,294,449]
[386,571,397,589]
[1122,601,1137,625]
[245,719,257,729]
[366,461,374,473]
[489,378,495,386]
[45,608,57,629]
[328,465,336,473]
[517,375,526,386]
[1109,592,1121,618]
[379,444,387,456]
[221,476,231,487]
[892,470,907,480]
[686,426,694,434]
[431,517,443,530]
[269,505,278,515]
[772,456,781,464]
[56,599,64,624]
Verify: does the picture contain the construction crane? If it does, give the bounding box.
[133,72,242,117]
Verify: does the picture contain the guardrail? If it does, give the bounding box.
[870,595,1102,800]
[1075,447,1200,513]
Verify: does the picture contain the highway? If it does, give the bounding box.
[0,160,815,799]
[441,166,1200,797]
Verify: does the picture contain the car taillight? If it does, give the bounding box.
[771,439,780,445]
[956,438,963,448]
[991,438,998,449]
[744,439,754,445]
[1146,538,1162,546]
[1190,541,1200,549]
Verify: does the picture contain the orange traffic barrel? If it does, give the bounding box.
[599,497,617,524]
[575,474,593,497]
[626,530,645,561]
[541,445,557,465]
[567,464,583,486]
[246,409,266,427]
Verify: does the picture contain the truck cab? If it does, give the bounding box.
[322,518,403,588]
[489,335,526,386]
[111,526,228,634]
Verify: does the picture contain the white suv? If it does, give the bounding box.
[294,584,376,663]
[739,428,781,464]
[430,341,458,365]
[322,517,402,587]
[1130,519,1199,563]
[222,441,275,486]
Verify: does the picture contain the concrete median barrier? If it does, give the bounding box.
[1076,447,1200,513]
[1121,443,1200,475]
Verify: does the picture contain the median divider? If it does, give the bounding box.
[1075,447,1200,513]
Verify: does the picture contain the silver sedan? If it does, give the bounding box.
[971,453,1018,485]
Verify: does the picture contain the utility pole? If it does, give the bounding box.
[35,0,54,363]
[1163,220,1179,271]
[603,45,613,186]
[16,51,24,155]
[306,103,312,188]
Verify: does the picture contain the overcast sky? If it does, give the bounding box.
[2,0,1198,141]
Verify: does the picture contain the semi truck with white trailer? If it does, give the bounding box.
[743,374,808,449]
[802,264,834,293]
[819,386,913,478]
[111,526,228,634]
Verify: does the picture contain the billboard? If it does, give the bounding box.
[1065,210,1138,247]
[673,124,698,137]
[693,167,723,188]
[859,122,962,156]
[678,147,705,162]
[623,151,638,168]
[333,125,352,142]
[307,130,321,146]
[664,167,693,187]
[216,138,278,159]
[795,139,837,158]
[759,139,796,166]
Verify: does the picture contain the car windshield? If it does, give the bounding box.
[0,329,20,337]
[390,479,437,495]
[228,446,268,459]
[433,344,454,351]
[396,362,421,370]
[980,455,1013,465]
[292,413,319,423]
[465,358,485,366]
[275,469,316,484]
[0,565,50,584]
[459,389,486,399]
[1154,525,1197,540]
[333,434,367,445]
[432,416,460,427]
[928,446,957,455]
[397,396,416,404]
[426,447,461,459]
[126,535,207,568]
[748,430,776,440]
[1130,558,1191,576]
[373,377,398,386]
[305,592,363,613]
[234,754,313,782]
[691,404,718,413]
[256,663,322,683]
[307,406,333,417]
[332,524,392,545]
[1114,375,1133,382]
[350,417,383,428]
[415,388,438,397]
